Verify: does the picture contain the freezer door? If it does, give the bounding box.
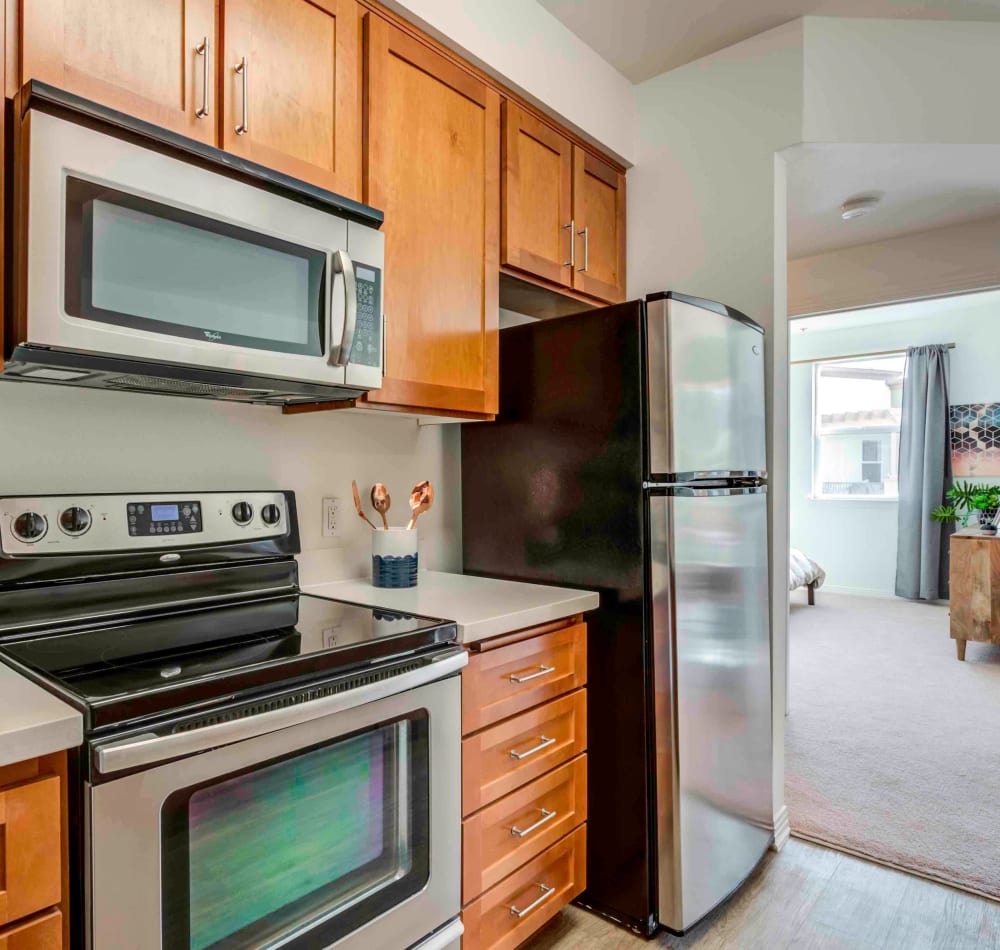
[649,486,772,932]
[646,295,767,479]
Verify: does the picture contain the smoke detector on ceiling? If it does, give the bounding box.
[841,194,882,221]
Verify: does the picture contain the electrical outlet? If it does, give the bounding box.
[322,497,341,538]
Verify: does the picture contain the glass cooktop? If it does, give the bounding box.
[0,594,456,731]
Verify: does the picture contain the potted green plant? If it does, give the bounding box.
[931,481,1000,534]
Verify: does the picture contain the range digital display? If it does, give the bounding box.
[128,500,202,537]
[151,504,180,522]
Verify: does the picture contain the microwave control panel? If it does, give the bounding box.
[350,261,382,368]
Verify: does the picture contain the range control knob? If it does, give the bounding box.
[59,506,92,536]
[261,504,281,526]
[13,511,47,542]
[231,501,254,526]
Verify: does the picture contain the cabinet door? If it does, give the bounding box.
[501,103,572,288]
[572,147,626,303]
[21,0,217,145]
[364,16,499,417]
[222,0,361,198]
[0,909,62,950]
[0,775,61,927]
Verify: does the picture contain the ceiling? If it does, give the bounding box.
[786,143,1000,258]
[538,0,1000,83]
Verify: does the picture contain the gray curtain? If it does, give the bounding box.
[895,345,953,601]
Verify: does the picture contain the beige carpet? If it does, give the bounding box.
[785,590,1000,901]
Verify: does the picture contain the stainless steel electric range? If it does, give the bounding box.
[0,491,465,950]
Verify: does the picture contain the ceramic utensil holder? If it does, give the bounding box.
[372,527,418,588]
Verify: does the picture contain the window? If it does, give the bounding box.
[813,355,905,498]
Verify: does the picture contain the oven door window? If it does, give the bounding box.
[161,713,429,949]
[64,176,326,356]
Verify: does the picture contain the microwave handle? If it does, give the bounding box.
[94,648,468,776]
[329,249,357,368]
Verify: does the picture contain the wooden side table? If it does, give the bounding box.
[950,532,1000,660]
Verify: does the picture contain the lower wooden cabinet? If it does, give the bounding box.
[461,826,586,950]
[0,909,62,950]
[0,755,66,949]
[461,617,588,948]
[463,755,586,903]
[0,776,61,927]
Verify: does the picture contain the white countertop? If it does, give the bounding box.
[302,570,599,644]
[0,662,82,767]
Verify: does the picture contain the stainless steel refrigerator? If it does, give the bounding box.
[462,292,773,936]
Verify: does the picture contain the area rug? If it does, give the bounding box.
[785,591,1000,901]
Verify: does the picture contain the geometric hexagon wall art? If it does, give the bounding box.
[950,404,1000,476]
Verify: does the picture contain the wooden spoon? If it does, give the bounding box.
[352,480,377,530]
[407,480,434,530]
[371,483,391,530]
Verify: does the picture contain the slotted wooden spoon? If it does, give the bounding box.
[371,483,391,530]
[407,480,434,530]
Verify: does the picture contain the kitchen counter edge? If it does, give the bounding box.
[0,661,83,767]
[302,570,599,644]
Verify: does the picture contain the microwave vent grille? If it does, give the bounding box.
[170,659,426,734]
[105,374,271,400]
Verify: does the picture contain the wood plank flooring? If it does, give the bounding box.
[522,839,1000,949]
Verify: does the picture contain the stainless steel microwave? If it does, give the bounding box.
[3,84,385,406]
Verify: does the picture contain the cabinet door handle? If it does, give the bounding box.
[562,219,575,268]
[509,735,555,760]
[235,56,249,135]
[511,807,556,838]
[508,664,555,684]
[510,883,555,919]
[195,38,210,118]
[577,226,589,272]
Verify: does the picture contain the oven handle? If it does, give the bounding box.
[94,648,467,777]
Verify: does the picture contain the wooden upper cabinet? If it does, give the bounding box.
[364,15,499,417]
[501,103,573,288]
[20,0,218,145]
[221,0,361,198]
[571,147,626,303]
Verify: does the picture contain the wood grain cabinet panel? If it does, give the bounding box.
[461,826,586,950]
[462,623,587,735]
[501,103,573,288]
[364,15,499,417]
[571,147,626,304]
[462,755,586,904]
[0,776,61,927]
[20,0,217,145]
[222,0,362,198]
[462,690,586,817]
[0,910,62,950]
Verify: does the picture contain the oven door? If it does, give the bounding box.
[86,652,464,950]
[21,109,383,390]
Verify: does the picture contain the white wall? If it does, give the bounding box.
[803,18,1000,145]
[0,384,462,586]
[790,293,1000,595]
[788,214,1000,316]
[629,19,805,833]
[386,0,637,164]
[627,13,1000,836]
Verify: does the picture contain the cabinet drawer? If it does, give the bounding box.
[462,825,586,950]
[0,909,62,950]
[463,755,586,904]
[463,691,586,817]
[0,777,61,926]
[463,624,586,735]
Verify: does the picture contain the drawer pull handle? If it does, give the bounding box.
[511,807,556,838]
[509,665,556,684]
[509,735,555,760]
[510,882,556,919]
